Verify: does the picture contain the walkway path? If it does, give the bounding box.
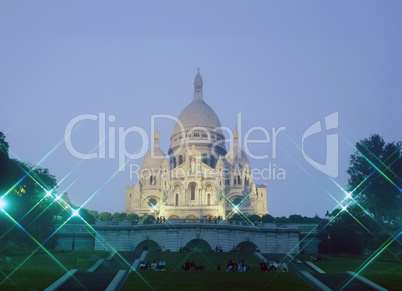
[260,253,384,291]
[49,251,138,291]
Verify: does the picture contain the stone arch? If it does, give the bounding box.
[185,239,211,252]
[168,214,180,219]
[185,214,197,219]
[134,239,160,253]
[236,241,258,253]
[203,183,213,191]
[226,194,243,206]
[172,183,182,191]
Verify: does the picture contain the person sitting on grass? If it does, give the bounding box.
[271,261,278,271]
[237,261,242,272]
[190,260,196,271]
[232,260,238,271]
[260,260,267,272]
[151,260,157,270]
[140,261,146,270]
[280,262,287,272]
[159,260,166,270]
[226,260,234,272]
[241,259,248,272]
[183,260,190,271]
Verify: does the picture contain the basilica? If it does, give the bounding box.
[126,71,268,219]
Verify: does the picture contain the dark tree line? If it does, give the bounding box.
[0,132,61,249]
[0,132,93,250]
[319,134,402,255]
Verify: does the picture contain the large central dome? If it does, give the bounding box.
[173,99,222,134]
[172,71,222,136]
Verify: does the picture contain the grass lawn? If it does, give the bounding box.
[147,251,262,272]
[123,252,313,290]
[0,250,107,290]
[296,254,402,291]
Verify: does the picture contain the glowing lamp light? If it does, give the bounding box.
[0,198,6,210]
[345,192,352,199]
[341,205,348,212]
[72,209,80,217]
[45,190,53,197]
[233,206,239,214]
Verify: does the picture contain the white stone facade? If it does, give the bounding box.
[126,71,268,219]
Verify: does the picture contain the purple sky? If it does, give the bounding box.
[2,1,401,217]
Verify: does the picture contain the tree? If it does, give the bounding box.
[231,214,242,221]
[318,134,402,255]
[0,157,61,249]
[347,134,402,223]
[289,214,304,223]
[0,132,9,191]
[247,214,261,223]
[87,210,99,221]
[112,212,127,221]
[127,213,139,222]
[98,212,112,221]
[275,216,290,223]
[261,214,275,223]
[318,206,376,255]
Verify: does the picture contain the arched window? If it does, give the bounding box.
[210,155,215,168]
[232,196,242,206]
[150,176,153,184]
[202,154,208,165]
[237,175,241,185]
[234,176,237,185]
[179,155,183,165]
[175,194,179,206]
[148,197,157,207]
[189,183,196,200]
[172,157,176,168]
[207,193,211,206]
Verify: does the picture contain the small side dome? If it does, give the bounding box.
[142,127,166,169]
[142,147,166,169]
[162,157,170,169]
[225,147,250,167]
[216,155,225,169]
[225,125,249,167]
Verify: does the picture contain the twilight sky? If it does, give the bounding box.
[1,1,401,217]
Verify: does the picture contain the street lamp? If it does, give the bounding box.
[0,198,6,210]
[71,209,80,251]
[328,234,331,255]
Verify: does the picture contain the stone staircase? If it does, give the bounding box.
[259,253,384,291]
[312,273,375,291]
[57,271,117,291]
[47,251,137,291]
